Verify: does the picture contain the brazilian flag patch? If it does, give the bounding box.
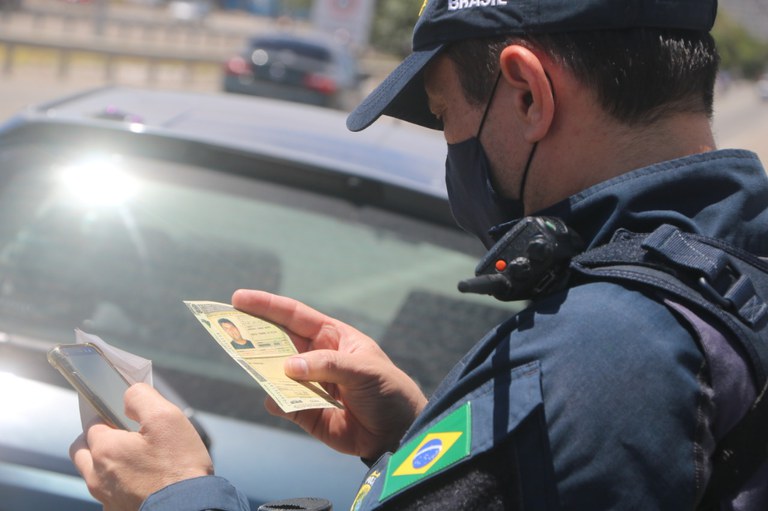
[380,402,471,501]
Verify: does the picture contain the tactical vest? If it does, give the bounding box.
[466,216,768,506]
[570,223,768,507]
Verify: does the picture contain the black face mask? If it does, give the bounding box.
[444,72,528,249]
[445,136,523,248]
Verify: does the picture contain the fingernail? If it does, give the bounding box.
[285,357,308,378]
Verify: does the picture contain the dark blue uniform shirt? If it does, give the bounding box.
[141,150,768,511]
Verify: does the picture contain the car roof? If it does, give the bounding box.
[4,86,449,199]
[247,30,345,51]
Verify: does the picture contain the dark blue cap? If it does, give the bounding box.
[347,0,718,132]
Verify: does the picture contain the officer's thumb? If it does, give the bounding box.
[285,356,310,379]
[284,350,353,386]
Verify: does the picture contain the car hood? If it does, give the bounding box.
[21,87,449,199]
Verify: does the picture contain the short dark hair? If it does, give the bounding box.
[218,318,235,327]
[445,29,720,126]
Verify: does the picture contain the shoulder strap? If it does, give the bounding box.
[572,224,768,387]
[569,224,768,505]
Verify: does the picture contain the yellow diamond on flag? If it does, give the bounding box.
[392,431,463,476]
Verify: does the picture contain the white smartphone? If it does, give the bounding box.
[47,342,140,431]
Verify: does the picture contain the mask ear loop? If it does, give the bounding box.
[517,72,555,213]
[476,71,503,138]
[518,142,538,211]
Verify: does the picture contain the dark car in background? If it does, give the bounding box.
[223,31,366,111]
[0,87,519,510]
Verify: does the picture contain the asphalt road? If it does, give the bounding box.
[713,81,768,163]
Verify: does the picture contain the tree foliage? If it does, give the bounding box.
[711,12,766,79]
[370,0,420,57]
[281,0,313,17]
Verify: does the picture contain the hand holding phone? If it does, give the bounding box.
[48,342,140,431]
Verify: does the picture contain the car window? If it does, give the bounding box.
[0,146,517,429]
[245,38,337,79]
[250,39,333,63]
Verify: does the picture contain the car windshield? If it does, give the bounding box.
[0,145,516,429]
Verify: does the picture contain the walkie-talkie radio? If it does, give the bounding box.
[458,216,583,302]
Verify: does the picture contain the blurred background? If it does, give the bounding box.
[0,0,766,161]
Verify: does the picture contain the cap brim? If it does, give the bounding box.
[347,45,444,132]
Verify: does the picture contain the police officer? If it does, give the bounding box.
[71,0,768,509]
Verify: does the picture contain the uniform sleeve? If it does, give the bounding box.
[351,363,557,511]
[366,282,709,510]
[140,476,251,511]
[376,411,555,511]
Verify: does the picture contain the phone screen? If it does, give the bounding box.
[48,343,140,431]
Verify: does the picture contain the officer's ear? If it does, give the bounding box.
[498,45,555,143]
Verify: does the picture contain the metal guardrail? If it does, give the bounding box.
[9,4,257,47]
[0,5,398,88]
[0,34,226,84]
[0,1,269,85]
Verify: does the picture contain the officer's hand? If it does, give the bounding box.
[70,383,214,511]
[233,289,428,461]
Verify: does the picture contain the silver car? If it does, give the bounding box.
[0,88,518,509]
